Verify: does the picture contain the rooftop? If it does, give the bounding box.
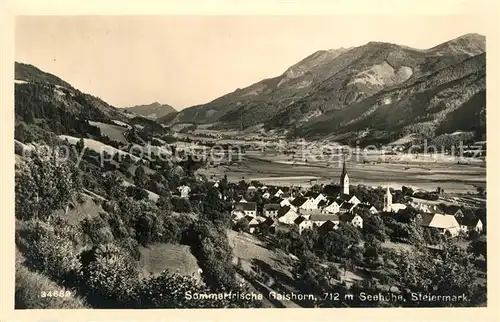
[310,214,339,222]
[235,202,257,211]
[264,203,280,210]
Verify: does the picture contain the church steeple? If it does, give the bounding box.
[340,160,349,195]
[341,160,347,177]
[383,185,393,212]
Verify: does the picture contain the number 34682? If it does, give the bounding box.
[40,291,72,298]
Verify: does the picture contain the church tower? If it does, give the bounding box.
[383,186,393,212]
[340,160,349,195]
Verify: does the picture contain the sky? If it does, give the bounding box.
[15,15,490,110]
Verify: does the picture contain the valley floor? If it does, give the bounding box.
[199,151,485,194]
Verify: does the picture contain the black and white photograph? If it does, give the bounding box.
[9,9,491,311]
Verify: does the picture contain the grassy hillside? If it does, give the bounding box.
[138,243,201,281]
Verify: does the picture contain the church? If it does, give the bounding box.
[383,186,407,213]
[335,160,360,205]
[340,160,350,195]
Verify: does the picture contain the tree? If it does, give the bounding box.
[340,257,354,277]
[234,217,250,232]
[80,243,139,308]
[171,196,192,213]
[133,165,147,188]
[157,192,172,211]
[15,150,81,220]
[81,216,114,245]
[125,185,148,200]
[363,215,388,242]
[102,172,126,200]
[401,186,414,196]
[134,212,156,246]
[75,138,85,154]
[468,237,487,260]
[320,224,362,261]
[476,186,485,196]
[363,239,383,268]
[292,250,334,306]
[201,186,229,225]
[423,227,443,245]
[191,219,238,290]
[394,246,483,307]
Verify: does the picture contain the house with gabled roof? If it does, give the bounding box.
[236,195,248,203]
[233,202,257,217]
[321,199,342,214]
[437,204,465,218]
[310,214,340,228]
[418,213,460,237]
[274,189,285,198]
[317,220,340,235]
[456,216,483,233]
[304,191,327,207]
[338,194,361,206]
[245,215,261,234]
[291,196,308,208]
[294,216,313,234]
[355,203,379,215]
[339,212,363,229]
[292,196,318,213]
[277,206,299,225]
[339,202,356,214]
[278,196,294,209]
[263,203,280,218]
[261,217,278,234]
[317,199,329,208]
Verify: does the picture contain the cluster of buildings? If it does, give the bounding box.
[228,161,484,238]
[409,203,484,237]
[230,162,374,234]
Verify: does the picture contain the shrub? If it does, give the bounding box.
[81,216,115,245]
[138,270,260,308]
[16,219,81,283]
[171,196,192,213]
[79,243,139,308]
[234,217,250,232]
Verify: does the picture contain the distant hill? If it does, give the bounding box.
[125,102,177,120]
[162,33,486,145]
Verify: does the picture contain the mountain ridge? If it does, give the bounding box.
[160,33,486,144]
[124,102,177,120]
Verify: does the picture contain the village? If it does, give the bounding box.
[223,161,484,238]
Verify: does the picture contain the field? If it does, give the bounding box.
[88,121,129,144]
[52,194,105,225]
[201,149,485,194]
[138,243,202,282]
[59,135,140,161]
